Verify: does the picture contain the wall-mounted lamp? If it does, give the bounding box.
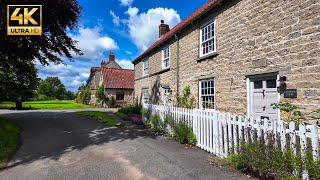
[278,76,287,93]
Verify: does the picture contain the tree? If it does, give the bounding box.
[75,86,90,105]
[96,86,106,104]
[0,0,82,66]
[37,77,66,100]
[0,61,39,109]
[0,0,82,109]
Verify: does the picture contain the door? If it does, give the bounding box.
[249,75,279,121]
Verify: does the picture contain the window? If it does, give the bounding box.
[116,92,124,101]
[162,87,171,104]
[142,88,149,104]
[162,46,170,69]
[143,59,149,76]
[200,20,216,57]
[199,79,215,109]
[254,81,263,89]
[266,79,277,88]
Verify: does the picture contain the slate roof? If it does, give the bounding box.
[132,0,222,64]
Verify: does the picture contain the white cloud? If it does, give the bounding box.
[69,26,118,60]
[125,7,181,51]
[110,11,120,26]
[36,62,90,92]
[117,59,134,69]
[125,50,132,55]
[119,0,134,6]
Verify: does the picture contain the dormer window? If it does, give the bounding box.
[143,59,149,76]
[200,20,216,57]
[162,46,170,69]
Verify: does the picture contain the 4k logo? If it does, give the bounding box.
[7,5,42,35]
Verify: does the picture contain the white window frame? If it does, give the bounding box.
[142,59,149,76]
[142,88,149,104]
[199,19,216,57]
[199,78,215,109]
[162,46,170,69]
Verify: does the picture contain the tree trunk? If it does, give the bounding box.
[15,100,23,110]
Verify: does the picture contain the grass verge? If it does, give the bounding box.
[0,117,22,168]
[0,100,92,110]
[77,111,118,126]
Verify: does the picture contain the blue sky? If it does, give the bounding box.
[37,0,208,92]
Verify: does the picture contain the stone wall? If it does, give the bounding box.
[134,0,320,123]
[105,89,134,107]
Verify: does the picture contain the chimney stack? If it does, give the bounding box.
[109,51,115,61]
[159,20,170,37]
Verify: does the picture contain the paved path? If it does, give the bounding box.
[0,110,248,180]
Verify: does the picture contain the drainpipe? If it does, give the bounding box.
[175,34,180,97]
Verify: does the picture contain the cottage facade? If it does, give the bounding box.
[133,0,320,123]
[87,53,134,107]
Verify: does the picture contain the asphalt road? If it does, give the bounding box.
[0,110,248,180]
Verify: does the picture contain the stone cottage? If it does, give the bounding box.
[133,0,320,123]
[87,52,134,107]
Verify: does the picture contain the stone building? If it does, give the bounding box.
[87,53,134,107]
[133,0,320,123]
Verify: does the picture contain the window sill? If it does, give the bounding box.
[197,52,219,62]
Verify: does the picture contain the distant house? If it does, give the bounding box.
[132,0,320,124]
[87,52,134,107]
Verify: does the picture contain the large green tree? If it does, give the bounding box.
[0,61,39,109]
[0,0,82,109]
[37,77,66,100]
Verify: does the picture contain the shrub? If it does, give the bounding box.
[176,86,195,108]
[107,96,116,108]
[118,105,142,115]
[173,122,196,145]
[141,108,151,119]
[36,94,49,101]
[115,112,130,121]
[148,114,164,134]
[272,102,304,123]
[225,140,305,179]
[131,114,143,125]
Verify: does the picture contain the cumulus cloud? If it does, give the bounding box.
[117,59,134,69]
[119,0,134,6]
[36,62,90,92]
[125,50,132,55]
[125,7,181,51]
[69,26,118,60]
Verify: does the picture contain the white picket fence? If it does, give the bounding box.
[143,103,320,161]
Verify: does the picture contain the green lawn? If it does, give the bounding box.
[0,100,92,110]
[77,111,118,126]
[0,117,22,168]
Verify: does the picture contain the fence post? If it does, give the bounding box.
[308,125,319,160]
[289,122,296,155]
[232,115,238,154]
[299,123,309,180]
[227,113,232,155]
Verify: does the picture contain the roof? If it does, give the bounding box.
[103,60,122,69]
[132,0,222,64]
[103,68,134,89]
[90,67,100,73]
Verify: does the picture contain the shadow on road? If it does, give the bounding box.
[0,110,155,170]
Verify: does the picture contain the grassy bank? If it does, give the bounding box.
[0,117,22,168]
[77,111,118,126]
[0,100,92,110]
